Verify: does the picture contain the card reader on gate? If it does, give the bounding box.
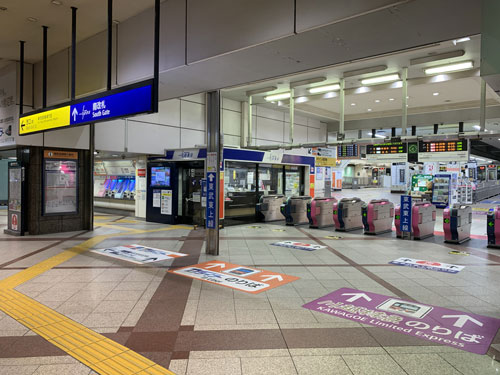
[256,195,285,222]
[362,199,394,235]
[280,196,312,226]
[443,204,472,244]
[411,202,436,240]
[333,197,365,232]
[307,197,337,228]
[487,206,500,248]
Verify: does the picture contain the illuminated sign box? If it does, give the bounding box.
[337,144,358,159]
[418,140,468,162]
[19,79,154,136]
[366,142,407,161]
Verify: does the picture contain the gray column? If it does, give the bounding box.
[206,91,221,255]
[480,78,486,132]
[402,67,408,136]
[338,79,345,140]
[247,96,253,147]
[289,88,295,144]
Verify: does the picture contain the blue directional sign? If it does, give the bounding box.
[400,195,412,233]
[70,85,152,125]
[206,172,217,229]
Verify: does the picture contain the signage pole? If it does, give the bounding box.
[402,67,408,136]
[19,41,25,116]
[71,7,77,101]
[479,78,486,132]
[338,78,345,140]
[206,91,221,255]
[42,26,48,108]
[89,124,95,231]
[289,88,294,144]
[152,0,160,113]
[107,0,113,91]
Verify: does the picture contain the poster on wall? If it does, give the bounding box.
[43,151,78,215]
[153,190,161,207]
[161,190,172,215]
[0,66,17,147]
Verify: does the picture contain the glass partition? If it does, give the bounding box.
[258,164,283,195]
[285,166,303,197]
[224,161,257,223]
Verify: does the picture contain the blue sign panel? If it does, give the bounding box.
[400,195,412,233]
[206,172,217,229]
[70,85,152,125]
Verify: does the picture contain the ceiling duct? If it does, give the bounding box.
[290,76,326,88]
[343,65,387,78]
[245,86,277,97]
[410,50,465,66]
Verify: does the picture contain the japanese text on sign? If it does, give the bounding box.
[400,195,412,233]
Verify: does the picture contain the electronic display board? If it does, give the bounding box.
[337,144,358,158]
[366,142,407,155]
[418,140,467,153]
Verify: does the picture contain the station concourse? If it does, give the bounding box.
[1,0,500,374]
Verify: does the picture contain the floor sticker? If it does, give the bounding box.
[91,244,187,264]
[248,225,262,229]
[448,251,470,256]
[271,241,326,251]
[169,261,299,294]
[303,287,500,354]
[389,257,464,273]
[272,229,286,232]
[325,235,342,240]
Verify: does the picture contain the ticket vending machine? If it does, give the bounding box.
[256,195,285,222]
[412,202,436,240]
[362,199,394,235]
[280,196,311,226]
[307,197,337,228]
[443,204,472,244]
[487,207,500,248]
[333,197,365,231]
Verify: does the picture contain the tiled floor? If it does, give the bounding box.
[0,192,499,374]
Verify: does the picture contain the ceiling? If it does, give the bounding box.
[0,0,154,66]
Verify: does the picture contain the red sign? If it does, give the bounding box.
[137,169,146,177]
[11,214,18,231]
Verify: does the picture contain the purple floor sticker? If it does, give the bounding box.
[303,287,500,354]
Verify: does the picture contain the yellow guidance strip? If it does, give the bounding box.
[0,289,175,375]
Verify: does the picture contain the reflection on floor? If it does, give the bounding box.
[0,201,499,374]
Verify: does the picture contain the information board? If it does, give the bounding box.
[366,142,407,161]
[337,144,358,159]
[43,151,78,215]
[418,140,468,162]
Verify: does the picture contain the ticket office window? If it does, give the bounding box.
[258,164,283,196]
[224,162,257,220]
[285,166,304,197]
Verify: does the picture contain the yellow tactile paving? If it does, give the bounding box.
[0,223,192,374]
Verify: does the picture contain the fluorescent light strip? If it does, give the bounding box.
[361,74,400,85]
[424,61,473,75]
[308,84,340,94]
[264,92,291,101]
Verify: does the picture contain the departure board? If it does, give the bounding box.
[337,144,358,158]
[366,142,407,155]
[419,140,467,152]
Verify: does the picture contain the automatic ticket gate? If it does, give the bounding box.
[333,197,365,231]
[412,202,436,240]
[487,206,500,248]
[256,195,285,222]
[281,196,311,226]
[307,197,337,228]
[362,199,394,235]
[443,204,472,244]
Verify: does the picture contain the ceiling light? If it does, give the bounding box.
[51,0,62,5]
[388,98,394,101]
[295,96,308,103]
[361,74,400,85]
[350,103,356,106]
[374,134,385,138]
[473,125,480,130]
[424,61,474,75]
[453,37,470,45]
[308,84,340,94]
[433,92,439,96]
[375,99,380,103]
[264,92,290,101]
[27,17,38,22]
[406,96,410,99]
[367,108,372,112]
[112,154,119,157]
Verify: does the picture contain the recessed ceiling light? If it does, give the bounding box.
[424,61,474,75]
[388,98,394,101]
[264,92,290,101]
[51,0,62,5]
[350,103,356,106]
[433,92,439,96]
[367,108,372,112]
[375,99,380,103]
[453,37,470,45]
[112,154,119,157]
[308,84,340,94]
[27,17,38,22]
[361,74,400,85]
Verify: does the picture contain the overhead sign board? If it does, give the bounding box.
[19,80,154,135]
[337,144,358,159]
[366,142,407,161]
[417,140,468,162]
[303,287,500,354]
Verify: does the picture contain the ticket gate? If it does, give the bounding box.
[362,199,394,235]
[412,202,436,240]
[487,206,500,248]
[256,195,285,222]
[333,197,365,231]
[394,205,403,238]
[307,197,337,228]
[280,196,311,226]
[443,204,472,244]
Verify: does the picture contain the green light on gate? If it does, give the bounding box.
[489,221,494,227]
[444,218,450,223]
[395,215,400,219]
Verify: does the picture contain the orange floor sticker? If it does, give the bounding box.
[169,261,299,293]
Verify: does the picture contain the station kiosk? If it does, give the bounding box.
[281,196,311,226]
[307,197,337,228]
[256,195,285,222]
[443,204,472,244]
[333,197,365,232]
[487,207,500,248]
[362,199,394,235]
[411,202,437,240]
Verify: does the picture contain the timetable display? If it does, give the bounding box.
[366,142,407,155]
[419,140,467,152]
[337,144,358,158]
